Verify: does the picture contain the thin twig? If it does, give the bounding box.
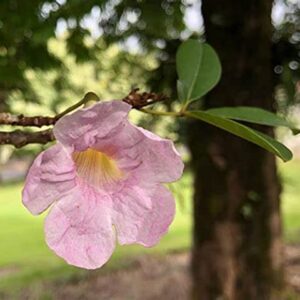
[54,92,100,120]
[0,129,54,148]
[0,89,169,148]
[0,113,56,127]
[0,90,168,128]
[123,88,169,109]
[0,92,101,128]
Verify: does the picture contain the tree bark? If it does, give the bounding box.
[189,1,283,299]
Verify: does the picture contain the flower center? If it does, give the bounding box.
[72,148,123,188]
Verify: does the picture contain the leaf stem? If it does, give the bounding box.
[140,108,182,117]
[180,102,190,114]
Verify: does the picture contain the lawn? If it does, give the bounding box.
[280,160,300,242]
[0,160,299,293]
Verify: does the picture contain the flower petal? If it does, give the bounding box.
[134,126,184,183]
[54,101,131,151]
[22,144,76,215]
[113,184,175,247]
[45,185,115,269]
[94,121,184,183]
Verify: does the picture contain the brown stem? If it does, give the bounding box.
[122,88,169,109]
[0,92,100,128]
[0,89,168,127]
[0,113,56,127]
[0,89,169,148]
[0,129,54,148]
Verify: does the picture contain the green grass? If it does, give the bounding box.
[280,159,300,242]
[0,160,300,293]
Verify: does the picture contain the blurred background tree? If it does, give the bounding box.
[0,0,300,299]
[190,1,280,299]
[0,0,61,110]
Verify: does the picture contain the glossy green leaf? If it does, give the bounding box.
[176,40,221,104]
[185,110,293,162]
[206,106,300,134]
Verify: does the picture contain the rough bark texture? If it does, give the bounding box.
[188,1,283,299]
[0,113,56,127]
[0,129,55,148]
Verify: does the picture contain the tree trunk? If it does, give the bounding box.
[188,1,283,299]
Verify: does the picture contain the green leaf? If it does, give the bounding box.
[206,106,300,134]
[176,40,221,104]
[185,110,293,162]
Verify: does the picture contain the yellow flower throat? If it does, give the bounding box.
[72,148,123,187]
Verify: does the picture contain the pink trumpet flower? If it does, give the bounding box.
[22,100,184,269]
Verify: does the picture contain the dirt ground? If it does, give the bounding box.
[285,245,300,295]
[7,245,300,300]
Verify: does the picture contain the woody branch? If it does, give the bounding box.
[0,89,168,148]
